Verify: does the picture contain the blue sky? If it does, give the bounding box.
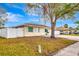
[0,3,79,28]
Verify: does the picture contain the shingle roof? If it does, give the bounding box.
[12,23,50,28]
[55,27,76,31]
[55,27,69,31]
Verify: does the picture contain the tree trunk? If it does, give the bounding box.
[50,16,57,38]
[50,22,56,38]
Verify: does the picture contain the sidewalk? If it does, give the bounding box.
[54,42,79,56]
[56,35,79,41]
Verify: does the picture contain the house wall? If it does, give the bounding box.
[46,30,60,37]
[24,27,46,36]
[0,27,60,38]
[24,27,60,37]
[54,31,60,35]
[60,31,70,34]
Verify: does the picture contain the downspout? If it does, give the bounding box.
[23,27,25,37]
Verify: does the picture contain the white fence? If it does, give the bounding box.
[0,28,7,38]
[54,31,60,35]
[7,28,24,38]
[0,28,24,38]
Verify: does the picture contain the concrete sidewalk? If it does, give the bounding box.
[53,35,79,56]
[56,35,79,41]
[54,42,79,56]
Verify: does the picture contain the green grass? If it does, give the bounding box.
[63,34,79,36]
[0,37,77,56]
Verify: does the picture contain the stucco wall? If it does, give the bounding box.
[45,29,60,37]
[54,31,60,35]
[0,27,60,38]
[24,27,46,36]
[24,27,60,37]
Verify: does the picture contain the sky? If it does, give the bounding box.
[0,3,79,28]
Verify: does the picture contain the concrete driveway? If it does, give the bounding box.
[56,35,79,41]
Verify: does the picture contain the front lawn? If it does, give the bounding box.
[63,34,79,36]
[0,37,77,56]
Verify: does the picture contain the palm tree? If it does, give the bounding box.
[0,8,6,15]
[64,24,68,28]
[25,3,79,38]
[75,21,79,30]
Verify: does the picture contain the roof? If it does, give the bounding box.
[55,27,69,31]
[12,23,50,28]
[55,27,76,31]
[0,27,5,29]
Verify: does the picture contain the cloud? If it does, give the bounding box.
[6,12,24,22]
[30,18,40,22]
[5,4,24,10]
[27,12,39,16]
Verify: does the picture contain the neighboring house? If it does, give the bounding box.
[69,28,76,34]
[56,27,70,34]
[0,23,60,38]
[74,30,79,34]
[56,27,76,34]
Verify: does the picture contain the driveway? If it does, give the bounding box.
[56,35,79,41]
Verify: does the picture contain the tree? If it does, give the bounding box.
[23,3,79,38]
[75,21,79,30]
[69,27,73,34]
[0,8,6,15]
[75,21,79,24]
[76,25,79,30]
[0,8,7,27]
[64,24,68,28]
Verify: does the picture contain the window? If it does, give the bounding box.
[38,28,40,32]
[34,28,38,32]
[28,27,33,32]
[60,30,63,32]
[34,28,40,32]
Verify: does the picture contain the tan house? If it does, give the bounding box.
[56,27,76,34]
[56,27,70,34]
[0,23,60,38]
